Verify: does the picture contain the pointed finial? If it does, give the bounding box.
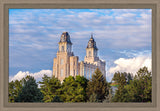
[91,33,93,39]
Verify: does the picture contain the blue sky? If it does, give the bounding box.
[9,9,152,82]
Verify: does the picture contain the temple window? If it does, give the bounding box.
[61,46,64,52]
[60,69,63,77]
[61,59,64,64]
[89,51,91,57]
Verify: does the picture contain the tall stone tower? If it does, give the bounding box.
[82,34,106,79]
[53,32,106,82]
[84,34,99,63]
[58,32,72,54]
[53,32,79,82]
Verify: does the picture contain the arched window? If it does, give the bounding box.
[60,69,63,77]
[61,59,64,64]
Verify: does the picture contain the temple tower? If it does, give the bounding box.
[84,34,99,63]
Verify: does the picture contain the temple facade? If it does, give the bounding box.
[53,32,106,82]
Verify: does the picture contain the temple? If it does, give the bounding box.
[53,32,106,82]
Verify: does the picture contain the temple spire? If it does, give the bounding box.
[91,33,93,39]
[86,34,98,50]
[59,32,72,44]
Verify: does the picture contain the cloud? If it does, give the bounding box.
[9,9,152,77]
[114,50,151,58]
[9,70,52,82]
[9,9,151,50]
[108,56,151,76]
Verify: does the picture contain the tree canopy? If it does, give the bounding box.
[86,68,109,102]
[59,76,88,102]
[9,66,151,103]
[14,76,43,102]
[39,75,61,102]
[112,66,152,102]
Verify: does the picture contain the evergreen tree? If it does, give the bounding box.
[112,66,152,102]
[59,76,86,102]
[127,73,133,84]
[75,75,89,102]
[52,95,63,102]
[9,80,23,102]
[112,72,128,102]
[9,81,16,102]
[126,66,152,102]
[86,68,109,102]
[39,75,61,102]
[15,76,43,102]
[89,93,98,102]
[103,88,113,103]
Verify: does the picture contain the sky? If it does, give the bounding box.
[9,9,152,82]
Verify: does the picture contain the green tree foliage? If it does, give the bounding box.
[8,78,27,102]
[9,80,22,102]
[89,93,98,102]
[112,72,128,102]
[103,88,113,103]
[59,76,87,102]
[75,75,88,90]
[15,76,43,102]
[39,75,61,102]
[126,73,133,84]
[9,66,151,103]
[126,66,152,102]
[86,68,109,102]
[112,66,152,102]
[51,95,63,102]
[9,81,15,102]
[112,72,133,85]
[75,75,89,101]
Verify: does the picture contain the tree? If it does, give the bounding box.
[112,66,152,102]
[127,66,152,102]
[52,95,63,102]
[112,72,127,86]
[112,72,129,102]
[89,93,98,102]
[103,88,113,103]
[59,76,86,102]
[15,76,43,102]
[126,73,133,84]
[39,75,61,102]
[9,81,21,102]
[86,68,109,102]
[9,79,26,102]
[75,75,89,102]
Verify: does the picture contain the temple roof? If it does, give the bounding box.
[87,34,98,50]
[59,32,72,44]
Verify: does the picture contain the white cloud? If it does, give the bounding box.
[109,56,151,76]
[9,70,52,82]
[9,9,152,80]
[78,12,97,18]
[117,50,151,58]
[9,9,151,49]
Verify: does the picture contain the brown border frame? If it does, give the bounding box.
[0,0,160,111]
